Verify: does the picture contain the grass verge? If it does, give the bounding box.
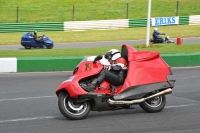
[1,44,200,58]
[0,25,200,45]
[1,0,200,23]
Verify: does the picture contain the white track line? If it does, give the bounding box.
[165,104,195,108]
[0,96,56,102]
[0,104,195,123]
[0,116,57,123]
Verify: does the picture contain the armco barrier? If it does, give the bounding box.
[189,15,200,25]
[179,16,189,25]
[17,56,84,72]
[0,22,64,33]
[0,15,193,33]
[129,18,148,28]
[1,53,200,73]
[64,19,129,31]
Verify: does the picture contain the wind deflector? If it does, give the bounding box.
[129,51,160,61]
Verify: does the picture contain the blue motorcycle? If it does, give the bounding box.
[21,32,54,49]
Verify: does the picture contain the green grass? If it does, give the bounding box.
[1,25,200,45]
[1,0,200,58]
[1,44,200,58]
[0,0,200,23]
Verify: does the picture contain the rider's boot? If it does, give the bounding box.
[82,70,105,92]
[82,78,98,92]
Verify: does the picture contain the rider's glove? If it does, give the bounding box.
[103,65,111,70]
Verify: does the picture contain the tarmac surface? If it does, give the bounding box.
[0,67,200,133]
[0,37,200,50]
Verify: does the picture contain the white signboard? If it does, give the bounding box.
[151,17,179,26]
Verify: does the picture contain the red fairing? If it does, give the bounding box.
[56,81,87,98]
[56,61,103,98]
[117,44,170,94]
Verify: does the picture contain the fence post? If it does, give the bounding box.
[126,2,129,19]
[16,6,19,23]
[176,1,179,16]
[72,5,75,21]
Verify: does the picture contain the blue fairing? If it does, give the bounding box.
[42,35,53,44]
[21,32,38,46]
[21,32,53,48]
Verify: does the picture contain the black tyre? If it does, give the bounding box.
[58,92,91,120]
[45,43,53,49]
[24,46,31,49]
[139,95,166,113]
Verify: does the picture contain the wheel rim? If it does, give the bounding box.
[63,95,87,116]
[144,96,162,108]
[25,46,31,49]
[47,45,53,49]
[45,43,53,49]
[49,45,53,48]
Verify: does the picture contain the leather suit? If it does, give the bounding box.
[96,57,128,86]
[153,31,163,41]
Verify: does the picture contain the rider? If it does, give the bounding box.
[83,49,128,92]
[32,31,42,44]
[152,28,165,42]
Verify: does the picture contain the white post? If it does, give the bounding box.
[146,0,152,47]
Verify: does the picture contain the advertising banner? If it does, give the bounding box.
[151,17,179,26]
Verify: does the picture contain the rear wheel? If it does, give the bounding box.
[24,46,31,49]
[139,95,166,113]
[58,92,91,120]
[149,39,153,44]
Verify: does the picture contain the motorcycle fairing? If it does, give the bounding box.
[56,61,103,98]
[113,81,172,100]
[56,44,175,99]
[72,61,103,77]
[56,80,87,98]
[117,44,172,94]
[21,32,38,47]
[21,32,53,47]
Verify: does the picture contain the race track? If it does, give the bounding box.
[0,67,200,133]
[0,37,200,50]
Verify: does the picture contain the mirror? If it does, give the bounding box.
[93,54,103,64]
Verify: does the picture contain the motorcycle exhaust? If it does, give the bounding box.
[107,88,172,105]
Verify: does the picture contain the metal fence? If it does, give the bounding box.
[0,1,200,23]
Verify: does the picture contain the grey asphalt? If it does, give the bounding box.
[0,37,200,50]
[0,67,200,133]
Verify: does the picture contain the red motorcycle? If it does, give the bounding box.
[55,44,175,120]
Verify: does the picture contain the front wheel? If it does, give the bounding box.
[58,92,91,120]
[45,43,53,49]
[139,95,166,113]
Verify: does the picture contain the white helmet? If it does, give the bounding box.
[154,28,158,31]
[105,49,121,61]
